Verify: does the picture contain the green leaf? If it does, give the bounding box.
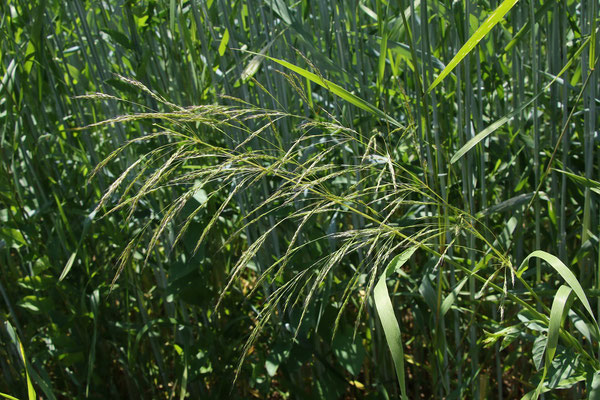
[256,53,403,128]
[530,285,573,400]
[545,286,573,367]
[264,0,292,25]
[418,274,437,311]
[100,28,132,50]
[0,393,20,400]
[265,341,291,377]
[241,40,275,82]
[4,322,36,400]
[546,349,584,389]
[450,32,593,163]
[373,247,417,400]
[218,28,229,56]
[440,277,468,317]
[449,92,543,164]
[532,335,545,371]
[169,0,176,33]
[332,326,366,376]
[483,326,520,349]
[589,1,596,71]
[428,0,520,92]
[588,371,600,400]
[377,29,389,95]
[480,192,549,216]
[59,252,77,281]
[518,251,598,329]
[555,169,600,196]
[18,296,53,314]
[313,366,346,400]
[0,228,26,248]
[568,309,594,343]
[385,246,418,277]
[503,0,554,52]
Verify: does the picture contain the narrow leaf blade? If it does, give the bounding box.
[373,247,418,400]
[257,53,403,128]
[428,0,520,92]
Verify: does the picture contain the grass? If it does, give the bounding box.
[1,0,599,398]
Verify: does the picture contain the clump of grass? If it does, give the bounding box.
[85,75,523,396]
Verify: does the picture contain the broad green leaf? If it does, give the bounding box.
[58,210,95,282]
[21,338,35,400]
[17,296,53,314]
[314,366,346,400]
[517,311,547,333]
[483,326,520,350]
[374,276,407,400]
[568,309,594,343]
[23,41,35,75]
[428,0,520,92]
[264,0,292,25]
[359,3,377,20]
[133,14,149,29]
[449,90,541,164]
[100,28,132,50]
[546,350,584,389]
[532,335,545,371]
[179,347,188,400]
[0,59,17,95]
[388,41,446,73]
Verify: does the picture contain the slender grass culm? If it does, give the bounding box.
[1,0,599,398]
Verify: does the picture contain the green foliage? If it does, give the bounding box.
[1,0,599,399]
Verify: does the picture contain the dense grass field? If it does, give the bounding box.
[1,0,599,398]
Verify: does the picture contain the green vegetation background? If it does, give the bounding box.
[0,0,598,399]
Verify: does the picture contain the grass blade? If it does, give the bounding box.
[530,285,573,400]
[450,31,595,163]
[255,53,403,128]
[4,322,36,400]
[0,393,20,400]
[555,169,600,195]
[428,0,520,92]
[58,252,77,282]
[518,251,598,329]
[374,246,417,400]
